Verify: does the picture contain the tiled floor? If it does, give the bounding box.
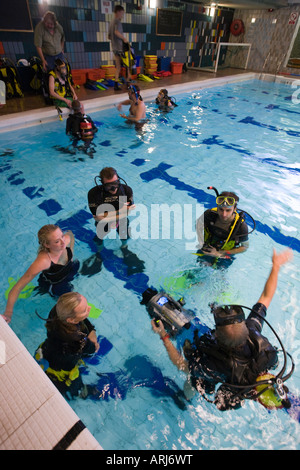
[0,67,253,451]
[0,316,102,450]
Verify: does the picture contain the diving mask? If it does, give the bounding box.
[103,179,120,192]
[209,303,245,326]
[216,195,236,207]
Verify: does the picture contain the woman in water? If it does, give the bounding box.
[35,292,99,399]
[3,224,78,323]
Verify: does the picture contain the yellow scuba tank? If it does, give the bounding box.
[255,374,284,409]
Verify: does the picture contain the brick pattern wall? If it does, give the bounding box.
[0,0,233,70]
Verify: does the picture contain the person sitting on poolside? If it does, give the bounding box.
[49,58,77,109]
[196,191,249,264]
[88,166,135,244]
[66,100,97,142]
[117,85,146,123]
[152,249,293,410]
[35,292,99,399]
[155,89,177,111]
[2,225,78,323]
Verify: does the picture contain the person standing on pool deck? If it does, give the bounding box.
[108,5,131,90]
[34,11,65,72]
[88,167,135,244]
[196,191,249,263]
[152,248,293,410]
[2,225,78,323]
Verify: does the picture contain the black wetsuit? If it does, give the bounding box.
[203,209,249,250]
[88,183,134,240]
[185,303,278,410]
[37,305,96,398]
[38,247,79,296]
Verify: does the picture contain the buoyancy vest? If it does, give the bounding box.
[204,208,245,251]
[49,69,72,98]
[187,328,278,387]
[0,63,23,98]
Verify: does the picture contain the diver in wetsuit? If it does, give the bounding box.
[2,225,79,323]
[66,100,97,141]
[88,166,135,244]
[151,249,293,410]
[35,292,99,399]
[48,58,77,109]
[155,89,177,112]
[196,191,249,267]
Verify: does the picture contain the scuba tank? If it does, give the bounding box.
[80,119,94,141]
[141,288,195,335]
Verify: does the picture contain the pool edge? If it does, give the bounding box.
[0,315,103,450]
[0,72,261,133]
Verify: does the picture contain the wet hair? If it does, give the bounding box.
[37,224,60,252]
[42,11,57,24]
[54,58,65,69]
[216,322,249,349]
[46,292,83,336]
[72,100,81,111]
[56,292,82,322]
[114,5,124,13]
[100,167,118,182]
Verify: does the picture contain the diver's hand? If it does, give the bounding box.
[65,98,72,108]
[151,319,167,338]
[272,248,293,269]
[2,311,12,323]
[202,245,226,258]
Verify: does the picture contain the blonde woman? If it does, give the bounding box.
[35,292,99,399]
[3,225,78,323]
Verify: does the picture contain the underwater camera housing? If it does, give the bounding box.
[141,288,195,335]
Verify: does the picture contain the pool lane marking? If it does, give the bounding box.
[140,162,300,253]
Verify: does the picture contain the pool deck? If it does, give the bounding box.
[0,67,259,132]
[0,68,295,451]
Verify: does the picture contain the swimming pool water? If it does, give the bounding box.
[0,78,300,450]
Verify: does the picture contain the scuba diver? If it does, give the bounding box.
[150,248,294,411]
[87,166,135,244]
[66,100,98,157]
[48,58,78,110]
[34,292,100,399]
[155,89,177,112]
[117,84,146,124]
[2,225,79,323]
[66,100,97,139]
[196,187,253,267]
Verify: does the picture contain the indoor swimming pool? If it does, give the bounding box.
[0,78,299,450]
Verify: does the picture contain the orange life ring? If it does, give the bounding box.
[230,19,245,36]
